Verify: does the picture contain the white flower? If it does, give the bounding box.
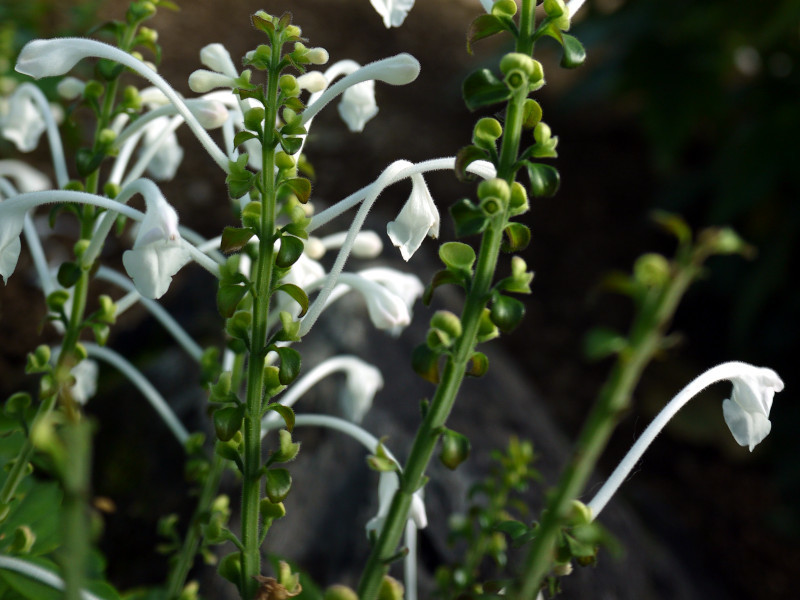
[370,0,416,28]
[0,202,25,284]
[366,471,427,539]
[722,367,784,451]
[140,116,184,181]
[296,71,327,94]
[122,191,191,299]
[335,272,411,334]
[358,267,423,319]
[0,160,51,192]
[386,173,438,261]
[340,359,384,423]
[338,80,379,132]
[56,76,85,100]
[70,359,99,405]
[199,43,238,77]
[278,253,325,316]
[480,0,495,12]
[189,99,229,129]
[0,90,46,152]
[188,69,237,94]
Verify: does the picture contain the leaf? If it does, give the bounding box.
[439,241,476,272]
[467,14,506,54]
[422,269,465,306]
[455,145,490,182]
[264,468,292,503]
[278,135,303,155]
[466,351,489,377]
[462,68,512,111]
[213,405,245,442]
[233,130,259,148]
[220,227,256,254]
[560,33,587,69]
[57,262,82,289]
[490,294,526,333]
[411,343,440,384]
[501,222,531,253]
[450,198,489,238]
[525,161,560,197]
[274,284,308,318]
[583,327,627,361]
[267,403,295,432]
[275,235,304,268]
[275,346,301,385]
[440,429,471,470]
[280,177,311,204]
[216,283,249,318]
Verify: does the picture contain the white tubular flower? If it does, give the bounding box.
[0,160,51,192]
[297,71,327,93]
[199,43,238,77]
[358,267,423,319]
[340,358,384,423]
[0,89,46,152]
[190,99,229,129]
[121,190,191,299]
[140,116,184,181]
[139,86,170,107]
[335,272,411,334]
[722,367,784,451]
[370,0,416,28]
[301,53,420,125]
[0,199,26,283]
[387,173,438,261]
[338,80,379,132]
[70,359,99,405]
[567,0,588,18]
[56,76,85,100]
[188,69,237,93]
[366,471,427,538]
[308,230,383,260]
[588,361,784,519]
[480,0,494,12]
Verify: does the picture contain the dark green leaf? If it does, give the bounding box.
[216,283,249,318]
[560,34,587,69]
[275,346,301,385]
[525,161,560,197]
[265,468,292,503]
[462,68,512,111]
[76,148,105,177]
[57,262,82,289]
[467,15,506,54]
[274,284,308,317]
[450,198,489,237]
[490,294,526,333]
[454,145,490,182]
[267,403,295,432]
[411,343,440,384]
[501,222,531,253]
[422,269,466,306]
[220,227,256,254]
[276,235,304,268]
[213,405,245,442]
[281,222,309,239]
[278,135,303,155]
[583,327,627,361]
[280,177,311,203]
[440,429,471,470]
[466,351,489,377]
[233,130,259,148]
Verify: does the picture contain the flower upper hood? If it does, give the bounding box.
[722,367,784,451]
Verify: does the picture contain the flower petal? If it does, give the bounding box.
[369,0,416,28]
[386,173,438,261]
[122,241,191,299]
[722,397,772,452]
[337,80,379,132]
[1,91,46,152]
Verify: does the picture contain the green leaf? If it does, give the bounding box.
[281,222,309,239]
[226,154,256,199]
[466,351,489,377]
[411,343,440,384]
[422,269,466,306]
[278,135,303,155]
[467,15,506,54]
[275,346,301,385]
[501,222,531,253]
[525,161,560,197]
[439,241,476,272]
[0,565,62,600]
[91,323,110,346]
[280,177,311,204]
[267,403,295,432]
[490,294,526,333]
[57,262,82,289]
[265,468,292,503]
[75,147,105,177]
[477,307,499,342]
[233,130,259,148]
[216,283,249,318]
[560,33,587,69]
[220,226,256,254]
[276,235,304,268]
[583,327,628,361]
[462,68,512,111]
[522,98,543,129]
[274,284,308,318]
[213,405,245,442]
[450,198,489,237]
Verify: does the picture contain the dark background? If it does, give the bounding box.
[1,1,798,598]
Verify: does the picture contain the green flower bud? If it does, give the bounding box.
[285,25,302,38]
[73,239,90,260]
[324,585,359,600]
[472,117,503,149]
[83,80,104,100]
[275,151,295,170]
[534,122,552,145]
[64,180,84,192]
[633,253,670,288]
[241,201,262,230]
[568,499,593,526]
[10,525,35,554]
[500,52,537,79]
[279,74,300,97]
[98,127,116,148]
[544,0,567,18]
[377,576,404,600]
[103,181,121,199]
[440,429,471,470]
[244,106,265,131]
[492,0,518,19]
[260,498,286,520]
[431,310,463,340]
[477,178,511,203]
[138,26,158,44]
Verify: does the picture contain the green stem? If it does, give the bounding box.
[165,454,226,600]
[60,421,92,600]
[514,263,699,598]
[239,61,280,600]
[517,0,538,56]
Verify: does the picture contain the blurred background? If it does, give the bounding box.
[1,0,799,598]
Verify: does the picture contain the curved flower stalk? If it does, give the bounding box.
[0,159,52,192]
[369,0,416,28]
[300,53,420,126]
[83,342,190,445]
[15,37,229,172]
[587,361,784,519]
[0,83,69,186]
[0,556,104,600]
[300,158,495,337]
[305,230,383,260]
[263,355,383,426]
